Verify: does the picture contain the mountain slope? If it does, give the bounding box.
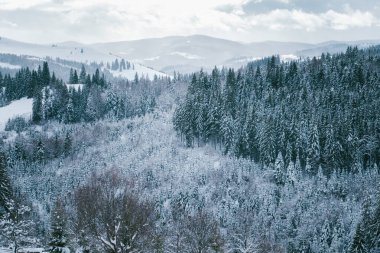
[92,35,314,73]
[2,35,380,75]
[0,37,167,80]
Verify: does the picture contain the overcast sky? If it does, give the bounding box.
[1,0,380,44]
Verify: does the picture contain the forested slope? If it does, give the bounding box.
[0,47,379,252]
[174,46,380,174]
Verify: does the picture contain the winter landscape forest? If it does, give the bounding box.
[1,0,380,252]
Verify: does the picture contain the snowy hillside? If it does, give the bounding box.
[106,65,168,80]
[0,37,168,80]
[3,35,378,76]
[0,98,33,131]
[0,62,21,70]
[0,37,114,63]
[92,35,380,73]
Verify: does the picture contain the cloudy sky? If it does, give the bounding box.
[1,0,380,44]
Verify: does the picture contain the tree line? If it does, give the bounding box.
[0,61,164,126]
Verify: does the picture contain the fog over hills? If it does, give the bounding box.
[1,35,380,74]
[90,35,380,73]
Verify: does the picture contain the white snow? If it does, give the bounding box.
[233,56,262,63]
[0,62,21,69]
[213,161,221,170]
[108,63,168,81]
[0,248,12,253]
[144,56,160,61]
[280,54,299,62]
[66,83,84,91]
[0,37,116,63]
[18,248,46,253]
[0,37,170,79]
[0,97,33,131]
[170,51,203,60]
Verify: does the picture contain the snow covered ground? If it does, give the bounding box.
[0,98,33,131]
[280,54,299,62]
[108,64,169,80]
[0,37,115,63]
[170,51,203,60]
[0,62,21,69]
[0,37,169,80]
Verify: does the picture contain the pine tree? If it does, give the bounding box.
[48,200,68,253]
[370,194,380,251]
[350,223,367,253]
[274,152,285,185]
[32,91,43,123]
[69,68,74,83]
[35,139,45,163]
[79,65,86,84]
[0,152,11,210]
[221,114,235,154]
[64,97,75,123]
[92,69,101,86]
[63,133,72,157]
[286,161,296,186]
[223,69,237,118]
[350,195,372,252]
[85,89,100,121]
[42,61,50,87]
[307,124,320,173]
[320,220,331,252]
[134,72,139,84]
[0,200,37,253]
[114,59,119,71]
[72,70,79,84]
[330,219,344,252]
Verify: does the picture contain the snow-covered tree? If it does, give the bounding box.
[74,170,154,253]
[48,200,68,253]
[0,152,11,209]
[0,200,37,253]
[274,152,285,185]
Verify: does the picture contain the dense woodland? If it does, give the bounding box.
[174,46,380,173]
[0,61,166,125]
[0,47,379,253]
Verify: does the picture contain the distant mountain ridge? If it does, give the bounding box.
[90,35,380,73]
[0,36,167,81]
[1,35,380,74]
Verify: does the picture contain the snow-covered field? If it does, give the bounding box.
[0,62,21,69]
[170,51,203,60]
[280,54,299,62]
[0,98,33,131]
[0,37,169,80]
[108,64,169,80]
[0,37,114,63]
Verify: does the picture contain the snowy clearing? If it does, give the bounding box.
[280,54,299,62]
[108,63,168,80]
[0,62,21,69]
[0,97,33,131]
[170,51,203,60]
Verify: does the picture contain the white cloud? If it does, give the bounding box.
[0,0,51,10]
[248,9,379,31]
[0,0,379,43]
[323,9,377,30]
